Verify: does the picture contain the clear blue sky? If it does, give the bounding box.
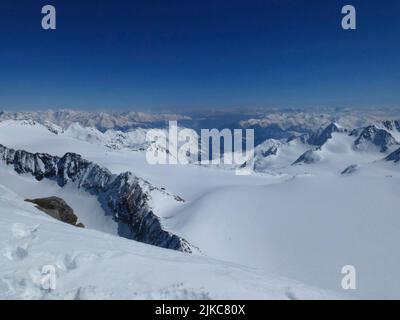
[0,0,399,110]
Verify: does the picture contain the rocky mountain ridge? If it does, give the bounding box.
[0,144,192,252]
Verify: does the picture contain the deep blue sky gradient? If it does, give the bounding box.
[0,0,399,110]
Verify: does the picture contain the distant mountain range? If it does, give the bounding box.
[2,111,400,172]
[1,111,400,299]
[2,108,400,138]
[0,110,191,132]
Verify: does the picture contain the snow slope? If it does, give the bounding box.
[0,184,336,300]
[166,169,400,299]
[2,119,400,299]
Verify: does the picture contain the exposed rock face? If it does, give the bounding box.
[307,123,340,147]
[341,164,359,175]
[382,120,400,132]
[25,197,84,228]
[261,145,279,158]
[292,149,322,165]
[353,125,398,152]
[287,134,309,144]
[385,147,400,163]
[0,144,192,253]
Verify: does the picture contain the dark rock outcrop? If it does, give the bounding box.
[341,164,359,175]
[385,147,400,163]
[25,197,84,227]
[353,125,398,153]
[307,123,340,147]
[292,149,321,165]
[382,120,400,132]
[261,145,278,157]
[0,144,191,253]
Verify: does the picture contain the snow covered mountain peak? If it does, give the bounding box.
[307,122,343,147]
[353,124,399,153]
[382,119,400,132]
[0,119,63,135]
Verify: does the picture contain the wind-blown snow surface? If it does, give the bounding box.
[0,185,335,299]
[1,119,400,299]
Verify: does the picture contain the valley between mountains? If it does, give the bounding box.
[1,110,400,299]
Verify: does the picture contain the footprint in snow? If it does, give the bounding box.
[56,252,102,272]
[285,287,298,300]
[1,223,39,261]
[11,223,39,240]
